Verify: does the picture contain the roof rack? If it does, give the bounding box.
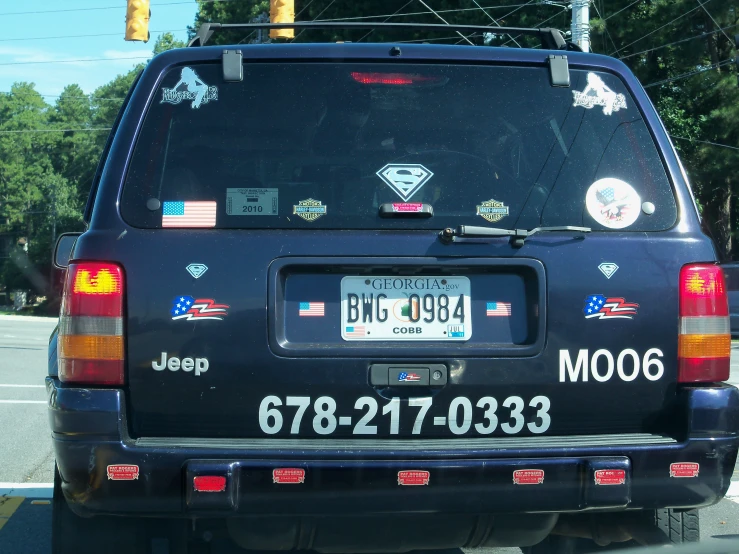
[188,22,578,51]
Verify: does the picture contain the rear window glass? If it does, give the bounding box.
[121,62,677,231]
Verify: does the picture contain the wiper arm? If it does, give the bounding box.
[439,225,591,247]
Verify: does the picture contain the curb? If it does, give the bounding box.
[0,315,58,322]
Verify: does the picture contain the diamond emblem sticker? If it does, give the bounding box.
[376,164,434,201]
[186,263,208,279]
[597,263,618,279]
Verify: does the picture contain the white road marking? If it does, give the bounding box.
[0,400,46,404]
[0,482,53,499]
[0,384,45,388]
[726,481,739,504]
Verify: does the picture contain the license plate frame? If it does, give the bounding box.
[340,276,472,341]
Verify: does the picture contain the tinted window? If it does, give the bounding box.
[121,62,677,231]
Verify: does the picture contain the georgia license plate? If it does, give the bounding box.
[340,276,471,341]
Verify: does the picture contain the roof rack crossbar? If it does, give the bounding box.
[188,22,569,50]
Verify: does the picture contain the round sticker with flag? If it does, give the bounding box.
[585,178,640,229]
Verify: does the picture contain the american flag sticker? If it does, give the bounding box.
[162,201,217,228]
[486,302,511,317]
[345,325,366,338]
[299,302,324,317]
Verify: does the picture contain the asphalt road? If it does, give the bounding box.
[1,316,739,553]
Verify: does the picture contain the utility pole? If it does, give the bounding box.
[570,0,590,52]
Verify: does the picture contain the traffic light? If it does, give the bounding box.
[270,0,294,40]
[125,0,150,42]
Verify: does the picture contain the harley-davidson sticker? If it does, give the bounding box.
[669,463,699,478]
[513,469,544,485]
[398,470,430,486]
[476,199,509,223]
[594,469,626,485]
[273,468,306,484]
[293,198,326,222]
[107,465,139,481]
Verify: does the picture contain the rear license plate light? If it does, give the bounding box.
[193,475,227,492]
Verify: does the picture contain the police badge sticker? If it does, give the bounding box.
[572,73,627,116]
[160,67,218,109]
[476,199,509,223]
[585,178,640,229]
[293,198,327,222]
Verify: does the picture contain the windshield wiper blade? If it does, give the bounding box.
[439,225,591,247]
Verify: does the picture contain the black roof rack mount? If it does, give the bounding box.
[188,22,577,51]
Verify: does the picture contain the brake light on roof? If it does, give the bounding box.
[678,264,730,382]
[350,72,445,86]
[58,262,125,385]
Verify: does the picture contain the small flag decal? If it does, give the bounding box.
[345,326,366,337]
[299,302,324,317]
[486,302,511,317]
[162,201,217,228]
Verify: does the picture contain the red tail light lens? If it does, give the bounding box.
[350,72,445,86]
[58,262,125,385]
[193,476,227,492]
[678,264,730,383]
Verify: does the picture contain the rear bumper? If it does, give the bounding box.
[48,378,739,519]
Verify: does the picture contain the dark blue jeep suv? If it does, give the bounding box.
[48,22,738,554]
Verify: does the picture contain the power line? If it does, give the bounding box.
[604,0,643,21]
[643,58,733,88]
[501,9,565,47]
[696,0,733,45]
[590,2,620,55]
[0,56,149,67]
[0,0,235,17]
[671,135,739,152]
[470,0,522,48]
[357,1,414,43]
[0,92,124,100]
[291,0,337,42]
[0,128,113,134]
[416,0,475,46]
[613,1,709,55]
[0,29,188,42]
[619,23,739,60]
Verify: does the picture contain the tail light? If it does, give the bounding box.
[58,262,125,385]
[350,72,446,86]
[678,264,730,382]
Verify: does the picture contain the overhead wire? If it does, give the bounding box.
[356,0,415,43]
[415,0,475,46]
[0,0,238,17]
[0,56,150,67]
[604,0,643,21]
[643,58,734,88]
[619,23,739,60]
[0,29,188,42]
[0,128,113,134]
[695,0,733,45]
[612,1,710,56]
[671,136,739,152]
[590,1,620,55]
[469,0,522,48]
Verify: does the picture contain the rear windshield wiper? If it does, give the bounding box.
[439,225,591,247]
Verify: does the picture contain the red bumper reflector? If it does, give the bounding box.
[193,475,227,492]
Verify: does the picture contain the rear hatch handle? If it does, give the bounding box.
[439,225,591,247]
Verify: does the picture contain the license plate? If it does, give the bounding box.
[340,276,471,341]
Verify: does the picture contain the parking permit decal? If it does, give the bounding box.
[597,263,619,279]
[162,201,217,228]
[376,164,434,201]
[398,471,430,486]
[476,199,509,223]
[594,469,626,485]
[392,203,424,212]
[186,263,208,279]
[486,301,511,317]
[226,188,278,216]
[572,72,627,115]
[585,178,640,229]
[299,302,324,317]
[513,469,544,485]
[171,295,229,320]
[559,348,665,383]
[583,294,638,319]
[293,198,326,222]
[152,352,209,376]
[160,67,218,109]
[273,469,306,484]
[107,465,139,481]
[670,463,699,478]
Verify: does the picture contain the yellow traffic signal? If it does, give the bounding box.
[270,0,294,40]
[125,0,150,42]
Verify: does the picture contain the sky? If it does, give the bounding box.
[0,0,197,99]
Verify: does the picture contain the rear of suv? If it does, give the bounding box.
[48,23,739,554]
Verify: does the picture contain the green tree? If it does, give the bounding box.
[153,32,187,53]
